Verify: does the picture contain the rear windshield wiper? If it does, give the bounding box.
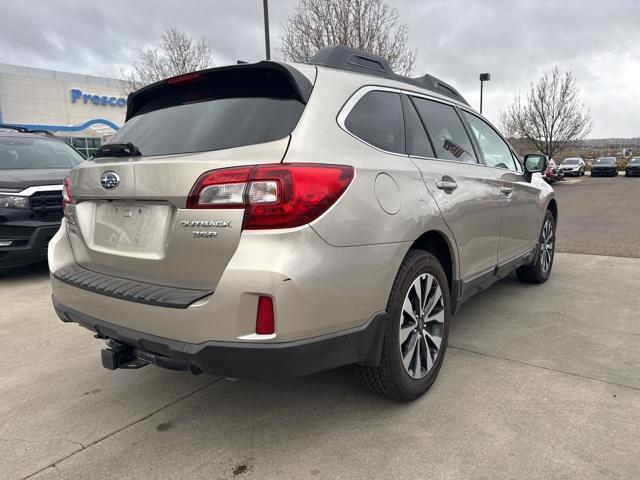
[92,142,142,158]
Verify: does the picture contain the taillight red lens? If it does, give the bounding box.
[62,176,74,211]
[187,164,354,229]
[256,296,275,335]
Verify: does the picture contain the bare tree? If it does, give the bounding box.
[501,67,591,159]
[120,27,214,93]
[280,0,416,76]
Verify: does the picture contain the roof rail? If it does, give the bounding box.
[0,124,30,133]
[0,124,56,137]
[309,46,469,106]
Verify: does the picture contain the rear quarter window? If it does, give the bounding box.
[344,91,405,154]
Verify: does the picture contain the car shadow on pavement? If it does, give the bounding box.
[0,260,49,281]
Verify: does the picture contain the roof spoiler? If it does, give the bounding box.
[309,45,469,106]
[125,62,314,121]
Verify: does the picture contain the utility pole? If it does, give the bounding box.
[263,0,271,60]
[479,73,491,114]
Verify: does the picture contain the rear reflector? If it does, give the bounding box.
[187,163,354,229]
[256,296,275,335]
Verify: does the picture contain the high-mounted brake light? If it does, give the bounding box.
[62,176,74,211]
[187,164,354,229]
[166,72,203,85]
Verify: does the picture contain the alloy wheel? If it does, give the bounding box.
[399,274,445,379]
[540,218,554,273]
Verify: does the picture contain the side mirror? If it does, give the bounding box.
[523,154,547,182]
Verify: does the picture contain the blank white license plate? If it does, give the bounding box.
[92,202,172,258]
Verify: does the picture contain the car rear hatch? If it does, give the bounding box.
[64,62,315,294]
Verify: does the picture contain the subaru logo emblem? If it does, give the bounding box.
[101,171,120,190]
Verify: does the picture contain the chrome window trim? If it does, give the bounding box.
[336,85,410,158]
[337,85,486,164]
[0,184,63,197]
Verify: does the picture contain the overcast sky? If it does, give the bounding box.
[0,0,638,138]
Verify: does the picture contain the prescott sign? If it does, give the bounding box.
[70,88,127,108]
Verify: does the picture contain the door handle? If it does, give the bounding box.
[436,180,458,192]
[500,186,513,196]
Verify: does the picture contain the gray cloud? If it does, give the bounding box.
[1,0,638,137]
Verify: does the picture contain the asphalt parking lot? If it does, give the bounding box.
[1,175,639,480]
[555,172,640,258]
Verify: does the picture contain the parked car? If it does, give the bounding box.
[591,157,618,177]
[559,157,585,176]
[542,158,563,184]
[49,46,557,401]
[0,127,84,268]
[626,157,640,177]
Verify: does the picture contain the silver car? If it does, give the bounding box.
[559,157,585,176]
[49,46,557,401]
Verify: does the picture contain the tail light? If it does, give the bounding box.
[256,296,275,334]
[62,176,74,211]
[187,164,354,229]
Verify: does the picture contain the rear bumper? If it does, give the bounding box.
[53,296,385,379]
[0,222,60,268]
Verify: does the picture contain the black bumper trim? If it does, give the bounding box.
[53,264,213,309]
[0,224,59,268]
[52,297,386,379]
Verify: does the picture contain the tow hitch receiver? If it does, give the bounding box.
[101,338,190,371]
[101,339,148,370]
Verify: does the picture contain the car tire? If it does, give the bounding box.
[357,249,450,402]
[516,210,555,284]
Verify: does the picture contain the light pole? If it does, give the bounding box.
[479,73,491,114]
[263,0,271,60]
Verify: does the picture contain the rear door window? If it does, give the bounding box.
[344,91,405,154]
[402,96,435,158]
[412,97,477,163]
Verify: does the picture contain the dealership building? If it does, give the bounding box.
[0,63,129,157]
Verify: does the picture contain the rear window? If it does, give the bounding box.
[0,136,84,169]
[109,98,304,157]
[109,67,309,157]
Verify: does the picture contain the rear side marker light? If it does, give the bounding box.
[256,296,275,335]
[187,163,354,229]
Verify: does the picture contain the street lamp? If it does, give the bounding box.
[263,0,271,60]
[479,73,491,114]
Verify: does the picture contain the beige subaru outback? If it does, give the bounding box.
[49,46,556,401]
